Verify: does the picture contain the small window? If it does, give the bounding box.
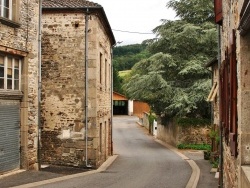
[0,54,21,90]
[0,0,12,20]
[0,0,20,27]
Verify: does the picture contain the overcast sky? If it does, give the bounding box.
[93,0,176,46]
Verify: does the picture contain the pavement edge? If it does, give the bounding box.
[154,139,200,188]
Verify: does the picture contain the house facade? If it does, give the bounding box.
[0,0,40,173]
[41,0,115,168]
[214,0,250,187]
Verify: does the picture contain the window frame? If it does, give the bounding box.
[0,53,22,91]
[0,0,12,20]
[0,0,20,28]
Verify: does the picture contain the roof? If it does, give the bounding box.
[42,0,116,45]
[113,92,128,101]
[205,58,218,68]
[42,0,101,8]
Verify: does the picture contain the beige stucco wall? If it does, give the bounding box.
[0,0,39,170]
[41,11,112,168]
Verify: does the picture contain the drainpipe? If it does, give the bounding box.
[84,9,91,168]
[110,47,114,155]
[217,24,223,188]
[37,0,42,170]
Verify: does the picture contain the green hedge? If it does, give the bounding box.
[176,117,211,127]
[177,143,211,150]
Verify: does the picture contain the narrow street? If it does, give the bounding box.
[37,116,192,188]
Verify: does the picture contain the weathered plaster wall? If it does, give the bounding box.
[41,12,112,167]
[0,0,39,170]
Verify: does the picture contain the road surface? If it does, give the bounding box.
[38,116,192,188]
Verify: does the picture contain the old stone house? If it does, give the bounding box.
[214,0,250,187]
[41,0,115,168]
[0,0,40,173]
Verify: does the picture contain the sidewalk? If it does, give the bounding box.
[0,165,94,188]
[0,155,118,188]
[182,150,218,188]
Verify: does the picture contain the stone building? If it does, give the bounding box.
[41,0,115,168]
[214,0,250,187]
[0,0,40,173]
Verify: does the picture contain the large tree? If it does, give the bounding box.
[124,0,216,118]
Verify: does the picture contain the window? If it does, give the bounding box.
[239,0,250,36]
[105,59,107,90]
[0,0,20,27]
[0,0,12,20]
[0,54,21,90]
[100,123,102,153]
[100,53,102,85]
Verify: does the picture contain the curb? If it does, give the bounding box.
[154,139,200,188]
[11,155,118,188]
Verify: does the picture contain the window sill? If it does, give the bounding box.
[0,90,23,100]
[0,17,20,28]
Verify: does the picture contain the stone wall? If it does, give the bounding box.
[41,11,112,168]
[157,119,211,147]
[0,0,39,170]
[219,0,250,187]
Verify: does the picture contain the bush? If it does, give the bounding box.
[176,117,211,127]
[177,143,211,150]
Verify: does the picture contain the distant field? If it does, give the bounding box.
[119,70,131,77]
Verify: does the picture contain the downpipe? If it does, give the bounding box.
[84,9,92,168]
[217,24,223,188]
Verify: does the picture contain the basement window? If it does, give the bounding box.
[0,54,22,90]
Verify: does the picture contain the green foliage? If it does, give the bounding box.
[177,117,211,127]
[209,130,220,144]
[119,70,131,78]
[148,111,156,126]
[113,44,152,71]
[177,143,211,150]
[113,68,124,94]
[124,0,216,118]
[167,0,214,24]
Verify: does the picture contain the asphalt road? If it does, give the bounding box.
[37,116,192,188]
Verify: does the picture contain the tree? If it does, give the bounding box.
[113,68,123,94]
[113,44,151,71]
[124,0,217,118]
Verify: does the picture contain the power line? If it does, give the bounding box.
[43,0,155,36]
[112,29,154,35]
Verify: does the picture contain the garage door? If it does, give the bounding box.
[0,100,20,173]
